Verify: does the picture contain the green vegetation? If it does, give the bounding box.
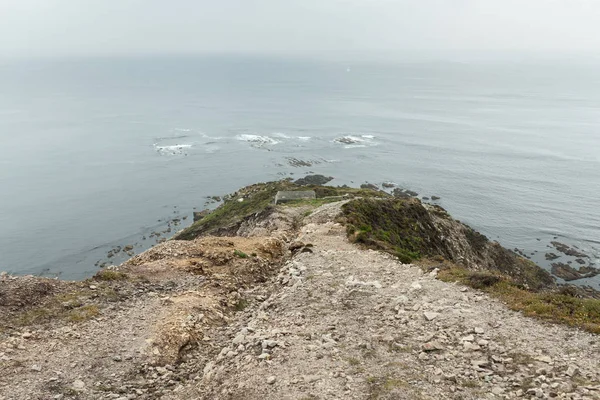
[234,249,249,259]
[67,304,100,322]
[6,286,114,327]
[175,181,289,240]
[340,197,554,290]
[340,198,443,263]
[438,266,600,334]
[461,379,481,389]
[15,300,101,326]
[175,180,392,241]
[233,298,249,311]
[94,270,128,281]
[347,357,361,366]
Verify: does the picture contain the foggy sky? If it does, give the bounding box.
[1,0,600,59]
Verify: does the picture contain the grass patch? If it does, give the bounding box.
[7,286,113,328]
[439,266,600,334]
[233,298,249,311]
[94,270,128,281]
[461,379,481,389]
[15,307,53,326]
[347,357,361,366]
[367,376,410,399]
[68,304,100,322]
[234,249,249,259]
[175,181,290,240]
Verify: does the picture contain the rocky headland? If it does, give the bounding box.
[1,179,599,399]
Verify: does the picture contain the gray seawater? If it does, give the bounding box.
[0,56,599,285]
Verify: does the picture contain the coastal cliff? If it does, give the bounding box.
[1,181,599,399]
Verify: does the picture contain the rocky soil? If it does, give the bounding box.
[1,201,599,400]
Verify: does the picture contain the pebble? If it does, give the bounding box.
[304,375,321,383]
[72,380,85,390]
[566,365,579,377]
[424,312,439,321]
[267,376,276,385]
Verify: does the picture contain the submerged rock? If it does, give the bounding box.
[545,253,560,261]
[333,136,362,145]
[286,157,315,168]
[551,241,589,258]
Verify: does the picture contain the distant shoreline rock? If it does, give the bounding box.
[294,175,334,186]
[551,262,599,281]
[551,241,589,258]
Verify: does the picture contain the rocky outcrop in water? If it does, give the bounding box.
[294,175,333,186]
[551,262,600,281]
[551,241,589,258]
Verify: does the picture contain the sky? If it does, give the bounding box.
[1,0,600,59]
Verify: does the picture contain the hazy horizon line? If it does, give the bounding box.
[3,49,600,64]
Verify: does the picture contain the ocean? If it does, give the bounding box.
[0,55,599,286]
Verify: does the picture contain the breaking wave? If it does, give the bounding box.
[153,144,192,156]
[236,134,281,148]
[333,135,378,148]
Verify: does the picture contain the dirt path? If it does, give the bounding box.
[1,202,599,400]
[176,204,600,400]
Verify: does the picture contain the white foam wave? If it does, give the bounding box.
[154,144,192,155]
[333,134,378,148]
[271,132,291,139]
[236,134,281,147]
[297,136,312,141]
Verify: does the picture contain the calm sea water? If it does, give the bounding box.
[0,56,599,285]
